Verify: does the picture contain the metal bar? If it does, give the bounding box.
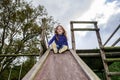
[112,37,120,46]
[0,54,39,57]
[70,21,97,24]
[70,22,76,51]
[71,28,99,31]
[104,24,120,46]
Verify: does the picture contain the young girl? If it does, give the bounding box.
[48,25,68,53]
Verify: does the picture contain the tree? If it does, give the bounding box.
[0,0,55,75]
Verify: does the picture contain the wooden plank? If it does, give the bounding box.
[22,48,50,80]
[76,49,100,53]
[77,52,120,57]
[0,54,39,57]
[76,47,120,53]
[107,72,120,76]
[104,58,120,62]
[78,53,100,57]
[70,21,97,24]
[71,28,99,31]
[70,50,100,80]
[70,22,76,50]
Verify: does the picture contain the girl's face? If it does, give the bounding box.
[56,26,64,35]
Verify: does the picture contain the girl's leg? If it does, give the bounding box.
[59,45,68,53]
[52,42,58,53]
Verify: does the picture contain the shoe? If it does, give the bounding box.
[53,48,58,53]
[59,45,68,53]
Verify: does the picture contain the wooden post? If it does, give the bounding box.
[41,18,48,54]
[70,21,76,51]
[94,23,111,80]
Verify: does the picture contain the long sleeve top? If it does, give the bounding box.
[48,34,68,47]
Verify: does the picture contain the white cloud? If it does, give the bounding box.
[27,0,120,49]
[78,0,120,25]
[76,0,120,48]
[38,0,93,24]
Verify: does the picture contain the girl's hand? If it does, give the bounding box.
[47,45,50,48]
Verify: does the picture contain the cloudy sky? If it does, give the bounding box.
[29,0,120,49]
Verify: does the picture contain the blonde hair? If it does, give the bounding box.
[54,25,67,40]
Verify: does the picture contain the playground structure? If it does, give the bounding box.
[0,21,120,80]
[70,21,120,80]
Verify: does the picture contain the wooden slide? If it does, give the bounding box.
[22,48,100,80]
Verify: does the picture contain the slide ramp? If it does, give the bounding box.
[22,49,100,80]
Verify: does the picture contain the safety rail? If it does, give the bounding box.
[104,24,120,46]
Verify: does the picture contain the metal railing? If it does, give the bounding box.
[104,24,120,47]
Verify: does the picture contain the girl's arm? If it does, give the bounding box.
[48,35,56,46]
[65,37,68,46]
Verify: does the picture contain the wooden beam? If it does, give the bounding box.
[71,28,99,31]
[70,22,76,50]
[93,69,104,73]
[94,23,111,80]
[107,72,120,76]
[78,53,100,57]
[0,54,39,57]
[70,21,97,24]
[104,58,120,62]
[77,52,120,57]
[76,47,120,53]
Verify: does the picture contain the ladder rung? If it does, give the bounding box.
[104,58,120,62]
[107,72,120,76]
[71,28,99,31]
[78,53,100,57]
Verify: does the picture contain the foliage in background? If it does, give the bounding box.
[0,0,56,78]
[1,56,36,80]
[109,62,120,80]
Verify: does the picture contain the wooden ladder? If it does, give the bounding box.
[90,23,120,80]
[70,21,120,80]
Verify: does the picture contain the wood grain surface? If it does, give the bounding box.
[34,51,90,80]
